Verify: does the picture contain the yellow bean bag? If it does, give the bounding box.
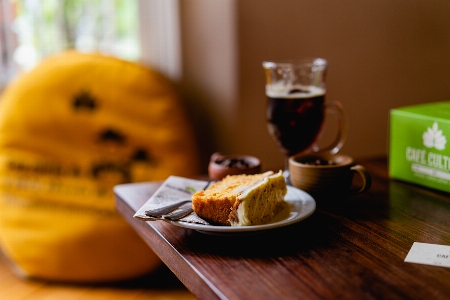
[0,51,200,282]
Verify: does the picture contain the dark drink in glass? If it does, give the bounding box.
[263,58,347,183]
[266,86,326,156]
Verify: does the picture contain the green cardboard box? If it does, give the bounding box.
[389,101,450,193]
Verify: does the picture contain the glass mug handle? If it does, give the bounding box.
[312,101,348,154]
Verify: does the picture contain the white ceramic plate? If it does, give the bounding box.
[169,186,316,235]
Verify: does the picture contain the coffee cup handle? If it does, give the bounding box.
[312,101,349,155]
[349,165,372,195]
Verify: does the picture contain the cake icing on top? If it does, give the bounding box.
[229,170,287,226]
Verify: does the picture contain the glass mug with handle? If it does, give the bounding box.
[262,58,348,183]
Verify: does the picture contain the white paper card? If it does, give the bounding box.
[404,242,450,268]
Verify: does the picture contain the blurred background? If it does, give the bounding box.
[1,0,450,172]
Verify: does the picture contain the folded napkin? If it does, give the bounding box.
[134,176,211,225]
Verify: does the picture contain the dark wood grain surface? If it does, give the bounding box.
[114,157,450,300]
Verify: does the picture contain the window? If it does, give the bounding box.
[0,0,139,74]
[0,0,181,88]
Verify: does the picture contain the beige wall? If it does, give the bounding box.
[180,0,450,171]
[179,0,238,169]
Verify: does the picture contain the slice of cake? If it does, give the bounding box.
[191,171,287,226]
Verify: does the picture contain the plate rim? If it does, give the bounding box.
[169,186,316,233]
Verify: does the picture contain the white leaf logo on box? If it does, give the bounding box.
[423,122,447,150]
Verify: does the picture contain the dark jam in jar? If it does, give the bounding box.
[215,158,254,169]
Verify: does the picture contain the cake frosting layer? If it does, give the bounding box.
[229,171,287,226]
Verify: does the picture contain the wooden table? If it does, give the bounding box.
[114,157,450,300]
